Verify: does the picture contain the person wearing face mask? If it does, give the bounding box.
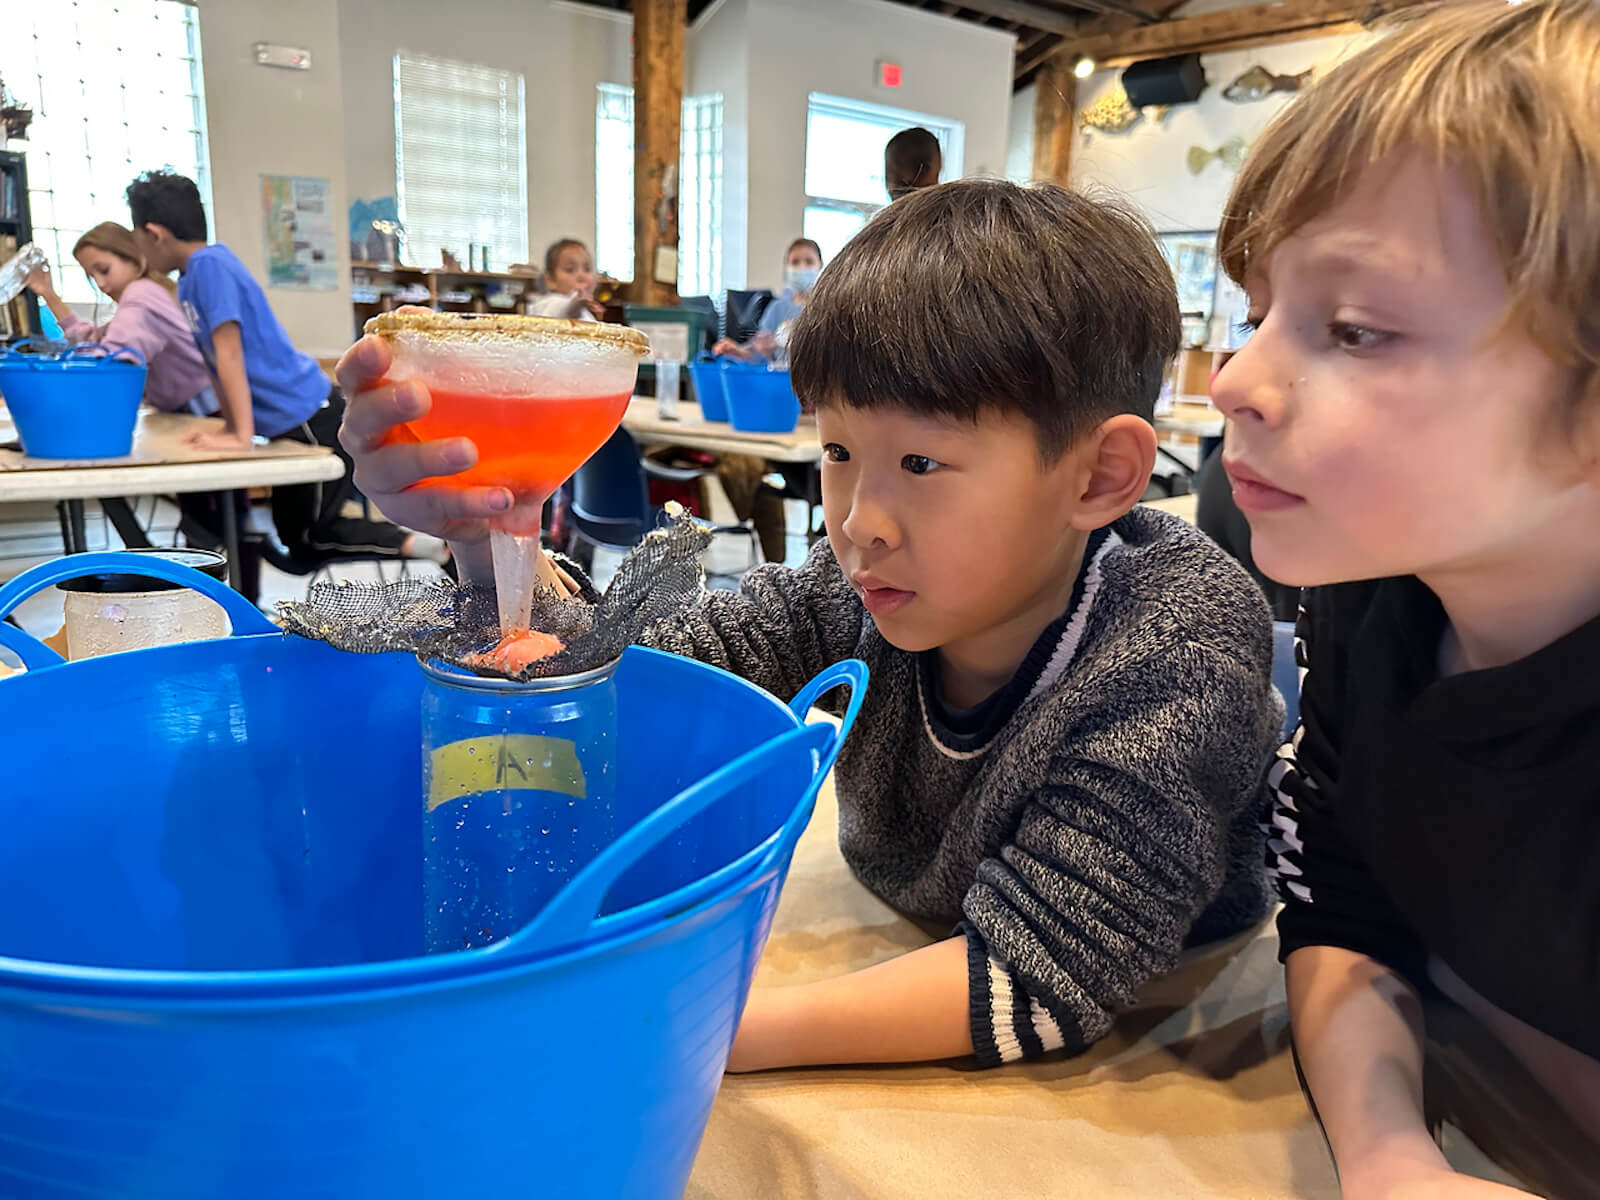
[712,238,824,361]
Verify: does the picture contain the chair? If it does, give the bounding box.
[676,295,721,357]
[1271,620,1300,738]
[569,427,758,575]
[723,289,774,344]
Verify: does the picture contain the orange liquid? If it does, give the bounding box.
[403,388,630,534]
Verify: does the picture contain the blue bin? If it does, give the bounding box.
[0,553,865,1199]
[0,342,147,458]
[721,362,801,434]
[688,356,729,421]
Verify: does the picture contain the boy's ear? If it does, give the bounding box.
[1068,414,1157,531]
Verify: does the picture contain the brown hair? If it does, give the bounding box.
[785,237,824,266]
[543,238,590,277]
[885,127,942,201]
[790,179,1180,460]
[72,221,176,297]
[1220,0,1600,412]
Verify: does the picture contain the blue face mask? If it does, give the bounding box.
[785,266,821,292]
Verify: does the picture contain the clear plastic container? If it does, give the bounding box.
[0,243,48,307]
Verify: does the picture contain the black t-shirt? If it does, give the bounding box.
[1267,576,1600,1059]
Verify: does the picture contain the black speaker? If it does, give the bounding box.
[1121,54,1207,107]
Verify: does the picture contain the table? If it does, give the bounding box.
[0,407,344,589]
[622,398,822,463]
[1142,492,1199,524]
[688,772,1343,1200]
[1155,401,1226,440]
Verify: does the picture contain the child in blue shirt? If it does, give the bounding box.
[126,170,423,567]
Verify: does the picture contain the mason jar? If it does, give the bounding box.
[420,657,619,954]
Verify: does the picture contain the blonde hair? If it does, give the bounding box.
[72,221,177,298]
[1219,0,1600,411]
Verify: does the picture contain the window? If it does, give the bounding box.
[394,52,527,271]
[594,84,634,282]
[1,0,212,305]
[677,93,723,299]
[802,93,963,264]
[593,85,724,296]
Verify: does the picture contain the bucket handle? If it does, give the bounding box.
[497,720,837,958]
[0,552,277,671]
[497,657,865,957]
[3,340,146,369]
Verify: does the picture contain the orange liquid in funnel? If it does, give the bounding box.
[404,388,631,534]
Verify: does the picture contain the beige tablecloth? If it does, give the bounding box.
[688,778,1343,1199]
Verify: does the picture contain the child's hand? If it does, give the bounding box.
[1344,1153,1539,1199]
[24,267,56,299]
[183,428,254,452]
[335,330,512,561]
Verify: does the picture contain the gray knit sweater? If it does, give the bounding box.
[643,506,1283,1067]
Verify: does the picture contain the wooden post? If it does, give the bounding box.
[1031,53,1077,186]
[632,0,685,306]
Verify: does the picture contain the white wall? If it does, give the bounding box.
[193,0,353,356]
[336,0,632,272]
[1070,31,1371,232]
[710,0,1015,291]
[1006,83,1035,183]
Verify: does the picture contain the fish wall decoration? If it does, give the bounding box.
[1222,65,1313,102]
[1187,136,1247,176]
[1079,87,1142,134]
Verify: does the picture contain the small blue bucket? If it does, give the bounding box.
[0,553,866,1198]
[688,355,729,421]
[721,362,801,434]
[0,341,147,458]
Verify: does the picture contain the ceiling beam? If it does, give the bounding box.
[1014,0,1177,77]
[941,0,1082,34]
[1053,0,1426,67]
[948,0,1158,35]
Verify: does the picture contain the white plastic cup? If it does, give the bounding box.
[57,548,230,661]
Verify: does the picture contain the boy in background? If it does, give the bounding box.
[126,170,430,567]
[884,126,942,201]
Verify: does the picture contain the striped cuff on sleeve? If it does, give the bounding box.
[962,924,1068,1067]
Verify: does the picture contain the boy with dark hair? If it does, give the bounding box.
[125,170,425,567]
[884,126,942,201]
[335,179,1283,1070]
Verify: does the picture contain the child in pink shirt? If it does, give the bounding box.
[27,221,215,415]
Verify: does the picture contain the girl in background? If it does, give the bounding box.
[27,221,215,415]
[25,221,218,550]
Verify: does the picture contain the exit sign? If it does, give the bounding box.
[876,60,902,88]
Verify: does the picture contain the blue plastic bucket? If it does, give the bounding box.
[688,356,729,421]
[720,361,801,434]
[0,553,866,1198]
[0,341,147,458]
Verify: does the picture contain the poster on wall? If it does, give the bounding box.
[261,174,337,289]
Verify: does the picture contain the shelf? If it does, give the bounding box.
[350,260,537,285]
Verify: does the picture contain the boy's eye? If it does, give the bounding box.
[1329,321,1394,352]
[901,454,940,475]
[823,443,850,463]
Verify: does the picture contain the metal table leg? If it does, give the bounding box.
[56,499,89,554]
[220,491,241,592]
